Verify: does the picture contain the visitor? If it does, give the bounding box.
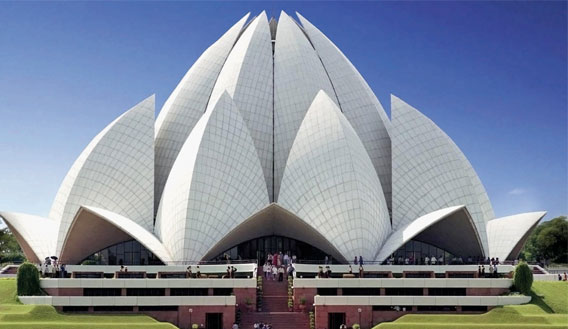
[272,265,277,280]
[404,257,409,265]
[283,253,290,265]
[359,265,364,278]
[489,264,494,277]
[278,266,284,281]
[425,256,430,265]
[496,257,500,265]
[232,322,238,329]
[263,263,270,279]
[493,264,497,278]
[287,264,294,277]
[558,274,562,281]
[277,252,282,267]
[325,266,332,278]
[431,255,437,265]
[120,265,125,272]
[348,265,353,274]
[481,265,486,277]
[409,255,414,265]
[273,253,278,268]
[267,253,272,265]
[478,265,482,277]
[317,266,324,278]
[124,266,128,273]
[60,264,66,278]
[354,256,358,265]
[187,266,192,278]
[196,266,201,278]
[226,266,231,278]
[324,255,329,265]
[292,254,297,263]
[563,272,567,281]
[359,255,364,266]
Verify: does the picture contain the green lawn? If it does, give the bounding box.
[0,279,177,329]
[374,282,568,329]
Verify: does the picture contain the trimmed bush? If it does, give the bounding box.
[514,262,533,295]
[352,324,361,329]
[17,262,41,296]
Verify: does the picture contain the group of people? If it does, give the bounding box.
[262,262,292,281]
[318,264,365,278]
[252,322,273,329]
[185,265,202,278]
[262,252,295,282]
[477,264,500,278]
[557,272,567,281]
[39,258,66,278]
[266,252,295,267]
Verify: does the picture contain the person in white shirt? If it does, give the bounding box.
[425,256,430,265]
[431,256,437,265]
[271,265,278,280]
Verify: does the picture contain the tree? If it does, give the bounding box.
[17,262,41,296]
[520,216,567,264]
[0,226,25,263]
[514,262,533,295]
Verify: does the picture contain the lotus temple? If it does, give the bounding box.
[0,11,549,329]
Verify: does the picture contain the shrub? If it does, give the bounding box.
[352,324,361,329]
[17,262,41,296]
[514,262,533,295]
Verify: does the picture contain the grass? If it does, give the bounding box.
[0,279,177,329]
[374,281,568,329]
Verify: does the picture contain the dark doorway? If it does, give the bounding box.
[328,312,346,329]
[206,313,222,329]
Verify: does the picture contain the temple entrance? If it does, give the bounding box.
[213,235,334,264]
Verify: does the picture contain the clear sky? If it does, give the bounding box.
[0,1,566,227]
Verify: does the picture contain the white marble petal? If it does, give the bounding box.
[279,90,391,261]
[50,96,155,255]
[155,92,269,261]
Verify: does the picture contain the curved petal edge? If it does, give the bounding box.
[487,211,546,261]
[279,90,391,262]
[0,212,57,263]
[59,206,173,265]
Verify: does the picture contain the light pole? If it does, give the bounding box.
[188,308,193,329]
[358,308,362,328]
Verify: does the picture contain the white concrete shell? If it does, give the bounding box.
[279,90,391,262]
[297,13,393,209]
[0,212,57,263]
[154,13,250,211]
[59,206,172,265]
[273,11,338,200]
[155,92,269,261]
[487,211,546,261]
[376,206,484,262]
[207,12,274,200]
[391,95,494,255]
[50,96,155,255]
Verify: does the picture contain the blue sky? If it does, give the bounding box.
[0,1,566,225]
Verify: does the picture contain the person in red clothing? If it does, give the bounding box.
[272,253,278,267]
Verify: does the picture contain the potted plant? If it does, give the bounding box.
[245,297,254,312]
[352,324,360,329]
[299,296,307,311]
[288,299,293,311]
[192,324,198,329]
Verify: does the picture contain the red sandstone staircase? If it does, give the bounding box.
[240,277,309,329]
